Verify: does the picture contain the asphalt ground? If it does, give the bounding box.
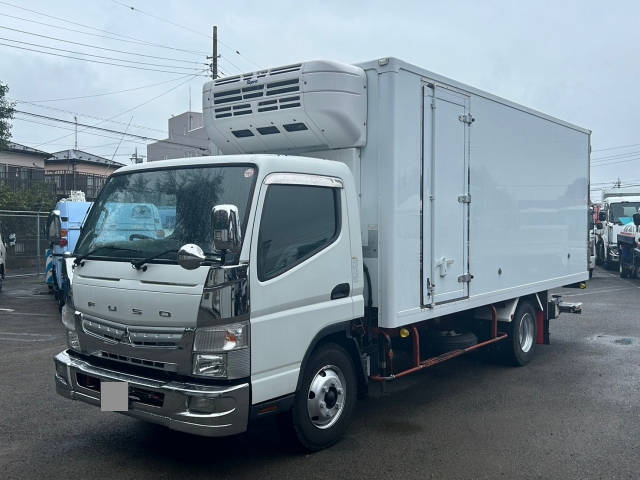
[0,267,638,479]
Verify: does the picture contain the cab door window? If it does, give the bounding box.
[257,184,340,281]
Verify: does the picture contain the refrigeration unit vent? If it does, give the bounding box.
[203,60,367,154]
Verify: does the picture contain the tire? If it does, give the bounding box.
[429,329,478,353]
[620,261,628,278]
[286,343,357,451]
[503,301,537,366]
[589,269,593,279]
[596,243,604,266]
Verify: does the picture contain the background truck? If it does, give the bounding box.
[595,188,640,269]
[0,221,16,291]
[617,213,640,278]
[46,192,92,309]
[54,58,590,451]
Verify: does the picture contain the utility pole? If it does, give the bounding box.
[74,115,78,150]
[209,25,218,79]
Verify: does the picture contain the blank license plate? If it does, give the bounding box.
[100,381,129,412]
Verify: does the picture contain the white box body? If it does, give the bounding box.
[204,58,590,329]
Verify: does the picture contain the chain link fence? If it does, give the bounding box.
[0,209,48,277]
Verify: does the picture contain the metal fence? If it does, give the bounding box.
[1,165,109,200]
[0,209,48,277]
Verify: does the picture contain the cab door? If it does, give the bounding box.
[248,173,354,404]
[422,86,471,305]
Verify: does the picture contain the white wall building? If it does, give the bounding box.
[147,111,218,161]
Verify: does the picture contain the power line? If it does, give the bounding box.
[592,142,640,153]
[13,100,167,134]
[0,1,209,55]
[591,149,640,162]
[0,36,205,71]
[0,41,210,75]
[0,24,207,65]
[34,71,206,147]
[108,0,261,70]
[111,0,210,39]
[15,110,208,151]
[18,75,196,103]
[12,116,148,145]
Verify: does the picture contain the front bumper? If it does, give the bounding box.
[54,350,249,437]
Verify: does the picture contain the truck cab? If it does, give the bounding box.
[55,155,363,445]
[596,195,640,268]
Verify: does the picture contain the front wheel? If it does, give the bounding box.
[620,261,628,278]
[287,343,357,451]
[503,301,538,366]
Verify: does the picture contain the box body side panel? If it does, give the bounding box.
[361,65,589,328]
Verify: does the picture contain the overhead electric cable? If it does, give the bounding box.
[0,41,210,75]
[16,110,208,151]
[34,70,207,147]
[18,74,196,103]
[0,25,207,65]
[0,0,209,55]
[0,36,205,70]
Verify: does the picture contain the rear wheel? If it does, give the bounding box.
[286,343,357,451]
[620,260,628,278]
[503,301,537,366]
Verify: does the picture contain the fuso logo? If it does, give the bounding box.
[246,78,258,85]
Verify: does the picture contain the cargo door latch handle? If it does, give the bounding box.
[436,257,454,277]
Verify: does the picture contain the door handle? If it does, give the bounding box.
[331,283,350,300]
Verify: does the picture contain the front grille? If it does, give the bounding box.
[82,318,184,348]
[98,351,177,372]
[75,372,164,407]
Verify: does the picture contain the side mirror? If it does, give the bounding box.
[177,244,205,270]
[48,210,62,244]
[8,233,16,247]
[598,211,606,222]
[633,213,640,227]
[212,205,241,255]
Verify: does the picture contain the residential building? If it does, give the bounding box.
[147,111,216,161]
[0,141,50,191]
[46,149,124,200]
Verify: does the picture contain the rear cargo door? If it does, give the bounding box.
[422,86,470,305]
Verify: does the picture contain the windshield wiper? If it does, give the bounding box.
[74,246,139,265]
[131,249,177,270]
[131,250,223,270]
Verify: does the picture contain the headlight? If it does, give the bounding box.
[193,321,248,352]
[193,354,226,377]
[192,321,250,378]
[61,303,76,331]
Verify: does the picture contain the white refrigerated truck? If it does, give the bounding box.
[54,58,590,450]
[595,187,640,269]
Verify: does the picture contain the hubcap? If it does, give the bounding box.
[307,365,346,429]
[518,312,534,353]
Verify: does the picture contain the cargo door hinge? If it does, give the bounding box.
[459,114,475,125]
[458,273,473,283]
[458,194,471,203]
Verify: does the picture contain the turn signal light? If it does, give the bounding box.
[400,328,410,338]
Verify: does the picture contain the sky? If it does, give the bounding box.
[1,0,639,200]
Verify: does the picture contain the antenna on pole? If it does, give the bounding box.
[206,25,218,79]
[74,115,78,150]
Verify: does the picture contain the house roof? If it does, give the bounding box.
[48,149,125,167]
[2,141,51,157]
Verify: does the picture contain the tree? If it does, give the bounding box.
[0,82,15,149]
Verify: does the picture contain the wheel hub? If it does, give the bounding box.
[519,312,534,353]
[307,365,345,429]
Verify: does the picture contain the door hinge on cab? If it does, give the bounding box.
[458,114,475,125]
[458,194,471,203]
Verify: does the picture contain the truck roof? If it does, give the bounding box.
[604,196,640,203]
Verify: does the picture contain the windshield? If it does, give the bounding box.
[609,202,640,225]
[75,164,257,262]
